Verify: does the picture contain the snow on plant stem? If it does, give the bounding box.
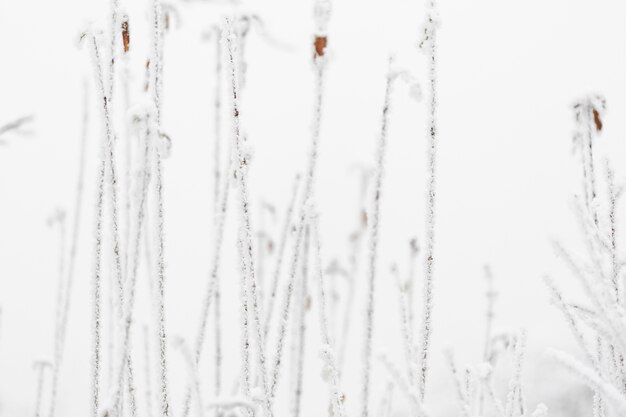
[180,134,234,417]
[83,29,125,417]
[33,361,51,417]
[150,1,171,415]
[289,228,310,417]
[264,174,301,338]
[550,348,626,414]
[224,19,273,417]
[310,211,347,417]
[110,108,155,416]
[417,0,440,401]
[268,0,330,401]
[48,86,90,417]
[360,59,395,417]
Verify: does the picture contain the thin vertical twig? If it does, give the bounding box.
[289,228,310,417]
[310,213,347,417]
[268,0,330,400]
[361,60,394,417]
[264,174,301,337]
[225,20,272,417]
[49,85,89,417]
[417,2,439,400]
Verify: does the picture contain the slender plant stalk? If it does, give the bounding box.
[33,362,50,417]
[180,145,234,417]
[225,20,272,417]
[212,32,224,410]
[267,3,329,399]
[264,174,301,337]
[417,1,439,400]
[143,325,154,417]
[86,32,120,417]
[48,209,66,417]
[361,61,394,417]
[310,214,347,417]
[290,228,310,417]
[149,2,171,416]
[338,170,369,374]
[110,112,154,416]
[48,85,89,417]
[392,266,416,389]
[175,338,205,417]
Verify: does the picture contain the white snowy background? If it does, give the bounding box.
[1,0,626,415]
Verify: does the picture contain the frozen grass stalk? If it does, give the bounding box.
[338,169,370,374]
[33,361,51,417]
[180,141,233,417]
[264,174,301,337]
[417,1,440,400]
[150,2,171,415]
[392,265,417,388]
[289,229,310,417]
[224,20,272,417]
[109,109,155,416]
[49,86,89,417]
[310,212,347,417]
[267,0,330,401]
[82,30,118,417]
[360,59,394,417]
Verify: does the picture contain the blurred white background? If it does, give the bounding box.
[1,0,626,415]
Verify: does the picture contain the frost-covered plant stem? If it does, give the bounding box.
[406,240,419,334]
[33,362,50,417]
[107,0,120,102]
[584,107,598,225]
[361,61,394,417]
[543,276,598,370]
[504,331,526,417]
[392,266,417,388]
[213,28,223,216]
[606,163,619,303]
[151,0,164,125]
[551,348,626,413]
[290,229,309,417]
[211,25,225,416]
[267,4,329,399]
[180,143,234,417]
[86,31,125,417]
[379,356,428,417]
[310,213,347,417]
[48,87,90,417]
[48,209,66,417]
[225,20,272,417]
[174,338,205,417]
[378,383,395,417]
[87,33,128,412]
[264,174,301,337]
[149,2,170,415]
[418,1,439,400]
[338,170,369,374]
[143,326,154,417]
[152,128,170,417]
[110,111,154,416]
[444,352,470,417]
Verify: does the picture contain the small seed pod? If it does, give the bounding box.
[314,35,327,59]
[121,16,130,54]
[592,107,602,132]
